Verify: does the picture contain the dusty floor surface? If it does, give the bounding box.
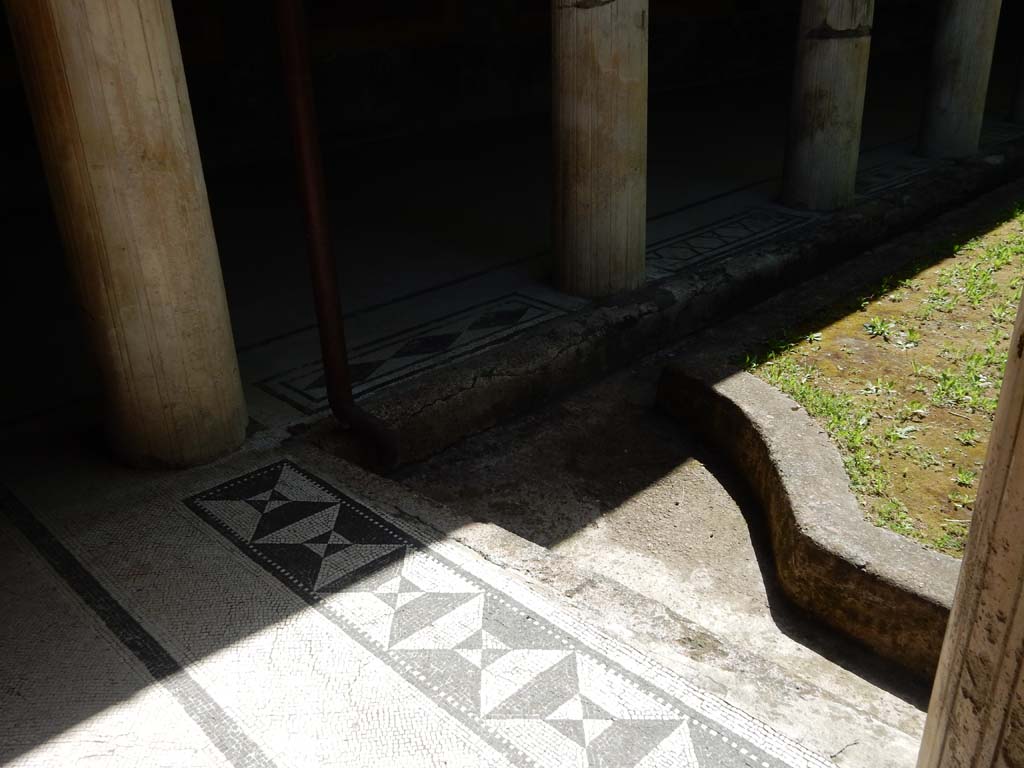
[398,354,931,768]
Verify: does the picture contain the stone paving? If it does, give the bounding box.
[0,440,836,768]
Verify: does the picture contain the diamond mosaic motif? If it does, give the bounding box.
[646,207,817,278]
[855,158,934,196]
[469,307,530,331]
[393,333,462,358]
[186,461,818,768]
[258,294,575,414]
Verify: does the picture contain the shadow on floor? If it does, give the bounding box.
[7,172,1023,768]
[394,181,1024,714]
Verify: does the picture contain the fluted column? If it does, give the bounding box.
[917,295,1024,767]
[920,0,1003,159]
[783,0,875,210]
[5,0,247,467]
[553,0,649,297]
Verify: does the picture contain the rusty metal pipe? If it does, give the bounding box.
[276,0,398,468]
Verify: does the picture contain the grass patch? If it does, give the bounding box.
[754,356,888,499]
[746,208,1024,556]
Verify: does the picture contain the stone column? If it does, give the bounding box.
[783,0,875,211]
[920,0,1003,159]
[1014,52,1024,124]
[5,0,247,467]
[917,296,1024,767]
[552,0,648,297]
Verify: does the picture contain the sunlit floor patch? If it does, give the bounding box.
[2,454,831,768]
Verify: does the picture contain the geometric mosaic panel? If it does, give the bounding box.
[854,156,935,198]
[258,293,572,413]
[257,133,1024,417]
[980,120,1024,149]
[645,207,817,281]
[186,461,830,768]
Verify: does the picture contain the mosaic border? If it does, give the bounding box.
[186,460,833,768]
[0,486,279,768]
[646,206,818,278]
[258,293,573,414]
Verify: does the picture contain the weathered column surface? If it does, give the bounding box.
[5,0,247,467]
[917,295,1024,767]
[553,0,648,298]
[1014,52,1024,124]
[920,0,1003,159]
[783,0,874,211]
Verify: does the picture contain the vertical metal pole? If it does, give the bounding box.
[276,0,397,467]
[276,0,352,415]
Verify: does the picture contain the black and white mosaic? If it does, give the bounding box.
[256,211,821,415]
[980,120,1024,149]
[853,121,1024,199]
[0,487,279,768]
[645,207,818,280]
[855,156,936,197]
[258,294,571,413]
[187,461,833,768]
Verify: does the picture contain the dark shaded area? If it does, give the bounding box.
[393,333,934,710]
[3,0,1008,426]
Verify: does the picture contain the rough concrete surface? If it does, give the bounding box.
[395,357,929,768]
[659,363,959,679]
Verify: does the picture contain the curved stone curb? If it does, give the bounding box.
[657,362,960,680]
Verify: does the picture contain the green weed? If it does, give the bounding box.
[954,468,977,487]
[864,317,895,340]
[954,429,980,446]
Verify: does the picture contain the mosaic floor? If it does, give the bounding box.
[0,450,834,768]
[258,294,578,413]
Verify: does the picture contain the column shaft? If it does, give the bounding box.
[783,0,874,211]
[1014,52,1024,124]
[5,0,247,467]
[553,0,648,298]
[920,0,1003,159]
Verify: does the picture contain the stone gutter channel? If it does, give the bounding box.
[302,135,1024,678]
[658,363,958,681]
